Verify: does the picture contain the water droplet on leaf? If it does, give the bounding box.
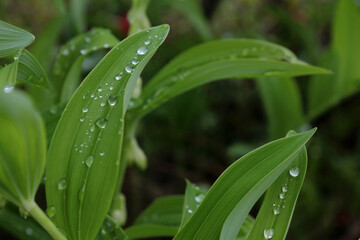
[137,46,148,55]
[95,118,107,128]
[264,228,274,239]
[289,167,300,177]
[58,178,67,190]
[108,95,118,106]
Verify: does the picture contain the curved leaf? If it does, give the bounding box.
[0,90,46,207]
[131,39,330,118]
[0,60,18,92]
[45,25,169,240]
[173,129,316,240]
[17,49,49,88]
[52,28,119,101]
[0,20,34,58]
[247,131,307,240]
[256,77,305,139]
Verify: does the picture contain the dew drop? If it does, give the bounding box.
[104,43,110,48]
[19,207,30,219]
[144,40,151,45]
[98,88,103,92]
[79,185,86,202]
[62,49,69,55]
[82,107,88,113]
[90,125,96,132]
[282,186,288,193]
[279,193,285,199]
[14,55,19,60]
[115,73,122,80]
[80,117,85,122]
[3,84,14,93]
[264,228,274,239]
[25,227,33,236]
[80,49,87,55]
[187,209,193,214]
[195,194,204,203]
[95,118,107,128]
[100,151,105,156]
[58,178,67,190]
[125,65,133,73]
[100,102,106,107]
[85,155,94,167]
[131,60,139,65]
[109,86,114,90]
[289,167,300,177]
[46,206,56,218]
[108,95,118,106]
[273,206,280,215]
[137,46,148,55]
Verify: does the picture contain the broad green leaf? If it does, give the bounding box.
[180,181,206,228]
[256,77,305,139]
[134,195,184,226]
[125,224,178,239]
[45,25,169,240]
[308,0,360,118]
[95,217,128,240]
[247,130,307,240]
[17,49,49,88]
[52,28,119,101]
[0,60,18,92]
[131,39,329,118]
[128,0,151,35]
[173,129,316,240]
[0,90,46,208]
[0,203,51,240]
[0,20,34,58]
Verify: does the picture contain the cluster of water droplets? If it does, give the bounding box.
[263,166,300,239]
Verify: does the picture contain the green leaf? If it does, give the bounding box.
[125,224,178,239]
[0,90,46,208]
[125,195,183,239]
[0,60,18,92]
[180,181,206,228]
[134,195,184,226]
[17,49,49,88]
[236,215,254,240]
[52,28,119,102]
[70,0,89,33]
[0,20,34,58]
[247,130,308,240]
[131,39,330,118]
[308,0,360,118]
[45,25,169,240]
[256,77,305,139]
[0,203,51,240]
[95,217,128,240]
[173,129,316,240]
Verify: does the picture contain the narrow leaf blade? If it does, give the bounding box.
[0,20,34,58]
[45,25,169,240]
[173,129,316,240]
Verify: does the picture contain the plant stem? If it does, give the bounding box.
[29,202,68,240]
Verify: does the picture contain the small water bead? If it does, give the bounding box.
[279,193,285,199]
[282,186,288,193]
[3,85,14,93]
[108,95,118,106]
[62,49,69,55]
[273,206,280,215]
[289,167,300,177]
[131,60,139,65]
[79,185,86,202]
[85,155,94,168]
[98,88,103,92]
[90,125,96,132]
[46,206,56,218]
[100,151,105,156]
[109,86,114,90]
[58,178,67,190]
[95,118,107,128]
[80,117,85,122]
[80,49,87,55]
[82,107,88,113]
[144,40,151,45]
[195,193,204,203]
[104,43,110,48]
[14,55,19,60]
[187,209,193,214]
[25,228,33,236]
[264,228,274,239]
[100,102,106,107]
[125,65,133,73]
[115,73,122,80]
[137,46,148,55]
[19,207,30,219]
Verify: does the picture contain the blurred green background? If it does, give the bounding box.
[1,0,360,239]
